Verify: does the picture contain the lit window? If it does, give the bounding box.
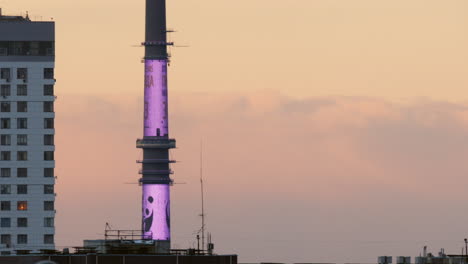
[17,201,27,211]
[0,168,10,178]
[17,135,27,146]
[17,101,27,112]
[17,218,27,227]
[17,118,27,129]
[17,151,27,161]
[17,185,27,195]
[0,185,11,195]
[44,201,54,211]
[17,234,27,244]
[0,135,10,146]
[16,85,27,96]
[17,168,27,178]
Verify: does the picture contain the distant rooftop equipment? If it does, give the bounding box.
[0,8,31,22]
[397,256,411,264]
[379,256,393,264]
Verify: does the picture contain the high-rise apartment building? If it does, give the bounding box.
[0,10,55,254]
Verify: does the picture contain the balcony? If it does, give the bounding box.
[136,159,176,164]
[136,138,176,149]
[139,177,173,185]
[139,169,173,175]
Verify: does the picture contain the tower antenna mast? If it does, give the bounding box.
[200,140,206,251]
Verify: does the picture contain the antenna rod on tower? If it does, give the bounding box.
[200,140,206,251]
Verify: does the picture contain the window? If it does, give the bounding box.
[0,168,10,178]
[0,85,10,96]
[17,234,27,244]
[44,217,54,227]
[1,235,11,246]
[43,101,54,112]
[16,85,27,96]
[44,185,54,194]
[17,218,27,227]
[1,218,10,228]
[1,102,10,112]
[0,151,10,161]
[44,118,54,129]
[17,151,27,161]
[1,118,10,129]
[17,68,27,80]
[44,168,54,177]
[0,251,10,256]
[44,234,54,244]
[17,118,27,129]
[17,135,27,146]
[44,85,54,96]
[16,102,27,112]
[44,151,54,161]
[17,168,27,178]
[0,68,10,80]
[0,185,11,194]
[17,185,27,195]
[44,68,54,79]
[44,201,54,211]
[17,201,27,211]
[0,201,10,211]
[0,135,10,146]
[44,135,54,146]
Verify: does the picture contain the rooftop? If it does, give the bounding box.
[0,8,31,22]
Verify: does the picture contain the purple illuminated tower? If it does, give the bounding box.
[136,0,175,248]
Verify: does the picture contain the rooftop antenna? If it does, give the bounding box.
[200,140,206,251]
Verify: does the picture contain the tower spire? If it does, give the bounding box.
[137,0,176,252]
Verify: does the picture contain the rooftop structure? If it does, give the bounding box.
[0,9,30,22]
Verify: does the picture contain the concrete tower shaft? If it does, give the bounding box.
[145,0,168,59]
[137,0,175,246]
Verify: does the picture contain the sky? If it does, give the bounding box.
[2,0,468,263]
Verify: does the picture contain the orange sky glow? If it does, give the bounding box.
[2,0,468,262]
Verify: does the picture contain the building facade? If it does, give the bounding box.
[0,11,56,254]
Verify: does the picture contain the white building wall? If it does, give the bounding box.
[0,61,56,253]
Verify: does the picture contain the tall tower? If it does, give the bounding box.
[0,11,56,254]
[136,0,175,249]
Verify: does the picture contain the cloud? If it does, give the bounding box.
[55,92,468,263]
